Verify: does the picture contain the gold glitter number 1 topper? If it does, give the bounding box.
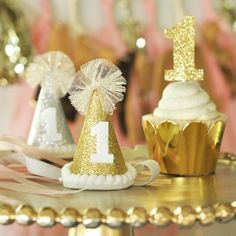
[164,16,203,81]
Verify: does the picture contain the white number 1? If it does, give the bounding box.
[90,121,114,163]
[41,107,62,143]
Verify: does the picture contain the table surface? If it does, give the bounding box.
[0,153,236,228]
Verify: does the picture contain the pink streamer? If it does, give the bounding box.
[0,164,50,189]
[0,163,84,197]
[142,0,165,59]
[97,0,127,58]
[0,135,71,164]
[7,82,35,139]
[201,0,218,21]
[0,182,84,197]
[0,137,159,199]
[31,0,52,53]
[0,195,22,205]
[0,137,84,196]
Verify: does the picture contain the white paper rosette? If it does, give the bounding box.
[26,51,76,98]
[69,58,126,115]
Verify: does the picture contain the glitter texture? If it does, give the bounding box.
[0,0,32,85]
[27,81,75,153]
[70,91,127,175]
[164,16,203,81]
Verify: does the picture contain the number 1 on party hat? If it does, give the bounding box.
[61,59,138,190]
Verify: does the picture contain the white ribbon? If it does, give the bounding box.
[0,137,160,194]
[134,160,160,186]
[1,152,160,186]
[1,153,61,180]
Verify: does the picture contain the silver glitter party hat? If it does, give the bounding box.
[28,83,75,153]
[26,51,76,153]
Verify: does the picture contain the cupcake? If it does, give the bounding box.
[142,81,226,176]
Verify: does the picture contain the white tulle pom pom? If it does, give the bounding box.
[69,58,126,115]
[25,51,76,97]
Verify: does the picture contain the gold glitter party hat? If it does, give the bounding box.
[26,51,76,154]
[0,0,32,85]
[68,59,127,176]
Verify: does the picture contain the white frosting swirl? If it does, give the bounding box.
[154,81,219,120]
[61,162,137,190]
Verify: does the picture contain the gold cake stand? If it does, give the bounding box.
[0,152,236,236]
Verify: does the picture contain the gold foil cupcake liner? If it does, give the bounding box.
[142,114,226,176]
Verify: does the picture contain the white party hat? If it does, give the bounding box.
[26,51,76,153]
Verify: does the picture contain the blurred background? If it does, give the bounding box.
[1,0,236,151]
[1,0,236,235]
